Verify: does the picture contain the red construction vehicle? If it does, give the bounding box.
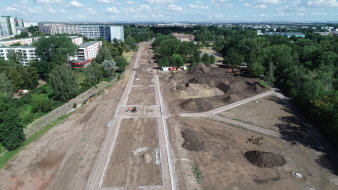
[126,107,137,113]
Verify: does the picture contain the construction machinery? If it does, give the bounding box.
[126,107,137,113]
[246,136,263,145]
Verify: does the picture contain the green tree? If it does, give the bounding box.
[248,62,265,78]
[49,65,78,102]
[172,54,184,66]
[0,73,14,96]
[95,46,113,63]
[35,36,78,64]
[6,50,23,65]
[102,60,118,77]
[31,94,56,113]
[223,49,244,66]
[85,64,104,85]
[30,60,56,80]
[20,67,39,89]
[114,56,128,71]
[0,95,25,150]
[201,54,211,65]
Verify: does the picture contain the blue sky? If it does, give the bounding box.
[0,0,337,22]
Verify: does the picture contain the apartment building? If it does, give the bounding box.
[78,25,124,42]
[0,16,27,37]
[68,36,83,46]
[38,23,79,35]
[0,37,41,47]
[38,23,124,43]
[0,46,37,65]
[110,25,124,42]
[77,41,102,61]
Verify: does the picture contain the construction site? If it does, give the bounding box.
[0,42,337,190]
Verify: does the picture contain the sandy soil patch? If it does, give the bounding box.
[102,118,161,187]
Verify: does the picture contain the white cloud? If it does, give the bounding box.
[190,4,209,9]
[35,0,62,3]
[124,7,138,13]
[244,3,251,7]
[5,6,19,13]
[145,0,175,4]
[297,12,304,16]
[166,4,183,11]
[95,0,118,3]
[256,0,281,4]
[255,4,267,8]
[211,0,233,8]
[87,8,97,14]
[68,1,83,8]
[312,12,326,15]
[77,14,86,19]
[126,1,134,4]
[307,0,338,7]
[140,4,151,9]
[47,8,57,13]
[26,6,42,13]
[106,7,120,14]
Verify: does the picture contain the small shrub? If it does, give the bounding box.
[191,164,203,184]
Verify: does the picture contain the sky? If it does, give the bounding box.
[0,0,337,22]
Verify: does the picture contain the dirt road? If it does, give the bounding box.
[0,67,130,190]
[86,42,176,190]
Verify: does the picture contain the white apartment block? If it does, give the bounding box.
[0,37,41,47]
[38,23,78,35]
[0,46,37,65]
[78,41,102,61]
[110,25,124,42]
[68,36,83,46]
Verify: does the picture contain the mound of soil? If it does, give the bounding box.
[231,80,264,94]
[181,129,205,151]
[173,83,224,99]
[190,64,210,74]
[180,98,213,112]
[245,151,286,168]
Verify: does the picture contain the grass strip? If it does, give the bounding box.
[0,113,72,169]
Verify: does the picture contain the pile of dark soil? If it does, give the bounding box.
[181,129,205,151]
[180,98,213,112]
[231,80,265,94]
[190,64,210,74]
[244,150,286,168]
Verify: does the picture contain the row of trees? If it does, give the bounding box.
[153,35,208,67]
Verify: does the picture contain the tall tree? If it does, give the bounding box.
[35,36,78,64]
[0,96,25,150]
[0,73,14,96]
[49,65,78,102]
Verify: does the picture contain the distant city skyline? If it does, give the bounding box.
[0,0,337,22]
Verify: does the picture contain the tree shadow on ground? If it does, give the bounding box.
[266,95,338,175]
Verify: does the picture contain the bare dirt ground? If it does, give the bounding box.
[127,86,156,105]
[161,66,267,115]
[167,117,337,190]
[159,63,338,190]
[218,94,305,133]
[0,71,130,190]
[102,118,161,187]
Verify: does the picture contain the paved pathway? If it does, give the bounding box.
[180,89,285,138]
